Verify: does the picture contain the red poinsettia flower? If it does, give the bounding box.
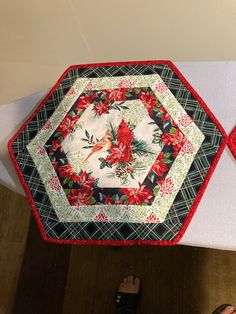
[104,195,123,205]
[93,103,109,115]
[172,146,179,157]
[67,188,92,206]
[58,164,79,182]
[158,106,172,122]
[106,142,131,164]
[76,94,92,111]
[152,152,168,176]
[158,107,177,126]
[161,128,185,149]
[52,161,58,169]
[139,92,158,115]
[120,186,153,205]
[76,171,95,190]
[104,195,114,204]
[56,114,79,138]
[107,89,126,102]
[50,139,61,153]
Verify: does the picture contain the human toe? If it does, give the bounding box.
[221,305,235,314]
[127,275,134,284]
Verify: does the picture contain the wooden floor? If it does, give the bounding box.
[0,184,236,314]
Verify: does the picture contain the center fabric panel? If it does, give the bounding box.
[46,87,181,205]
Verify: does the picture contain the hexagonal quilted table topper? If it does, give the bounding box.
[8,61,227,245]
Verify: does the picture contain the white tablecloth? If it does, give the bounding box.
[0,62,235,250]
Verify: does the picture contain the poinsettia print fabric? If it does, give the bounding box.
[9,61,227,245]
[46,87,184,207]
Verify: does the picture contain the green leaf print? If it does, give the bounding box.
[169,127,177,134]
[68,180,74,188]
[88,196,96,205]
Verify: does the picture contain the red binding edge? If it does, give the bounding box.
[228,127,236,159]
[8,60,228,246]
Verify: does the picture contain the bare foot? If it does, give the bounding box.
[118,275,140,294]
[221,306,235,314]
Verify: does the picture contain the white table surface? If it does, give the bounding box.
[0,62,235,250]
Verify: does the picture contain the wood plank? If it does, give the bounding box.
[63,245,194,313]
[187,248,236,313]
[1,183,236,314]
[63,245,236,314]
[12,217,71,314]
[0,185,30,314]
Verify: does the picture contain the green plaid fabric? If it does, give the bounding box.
[10,62,224,243]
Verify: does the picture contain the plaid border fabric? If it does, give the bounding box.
[9,61,227,245]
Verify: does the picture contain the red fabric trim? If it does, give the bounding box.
[8,60,228,246]
[228,126,236,159]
